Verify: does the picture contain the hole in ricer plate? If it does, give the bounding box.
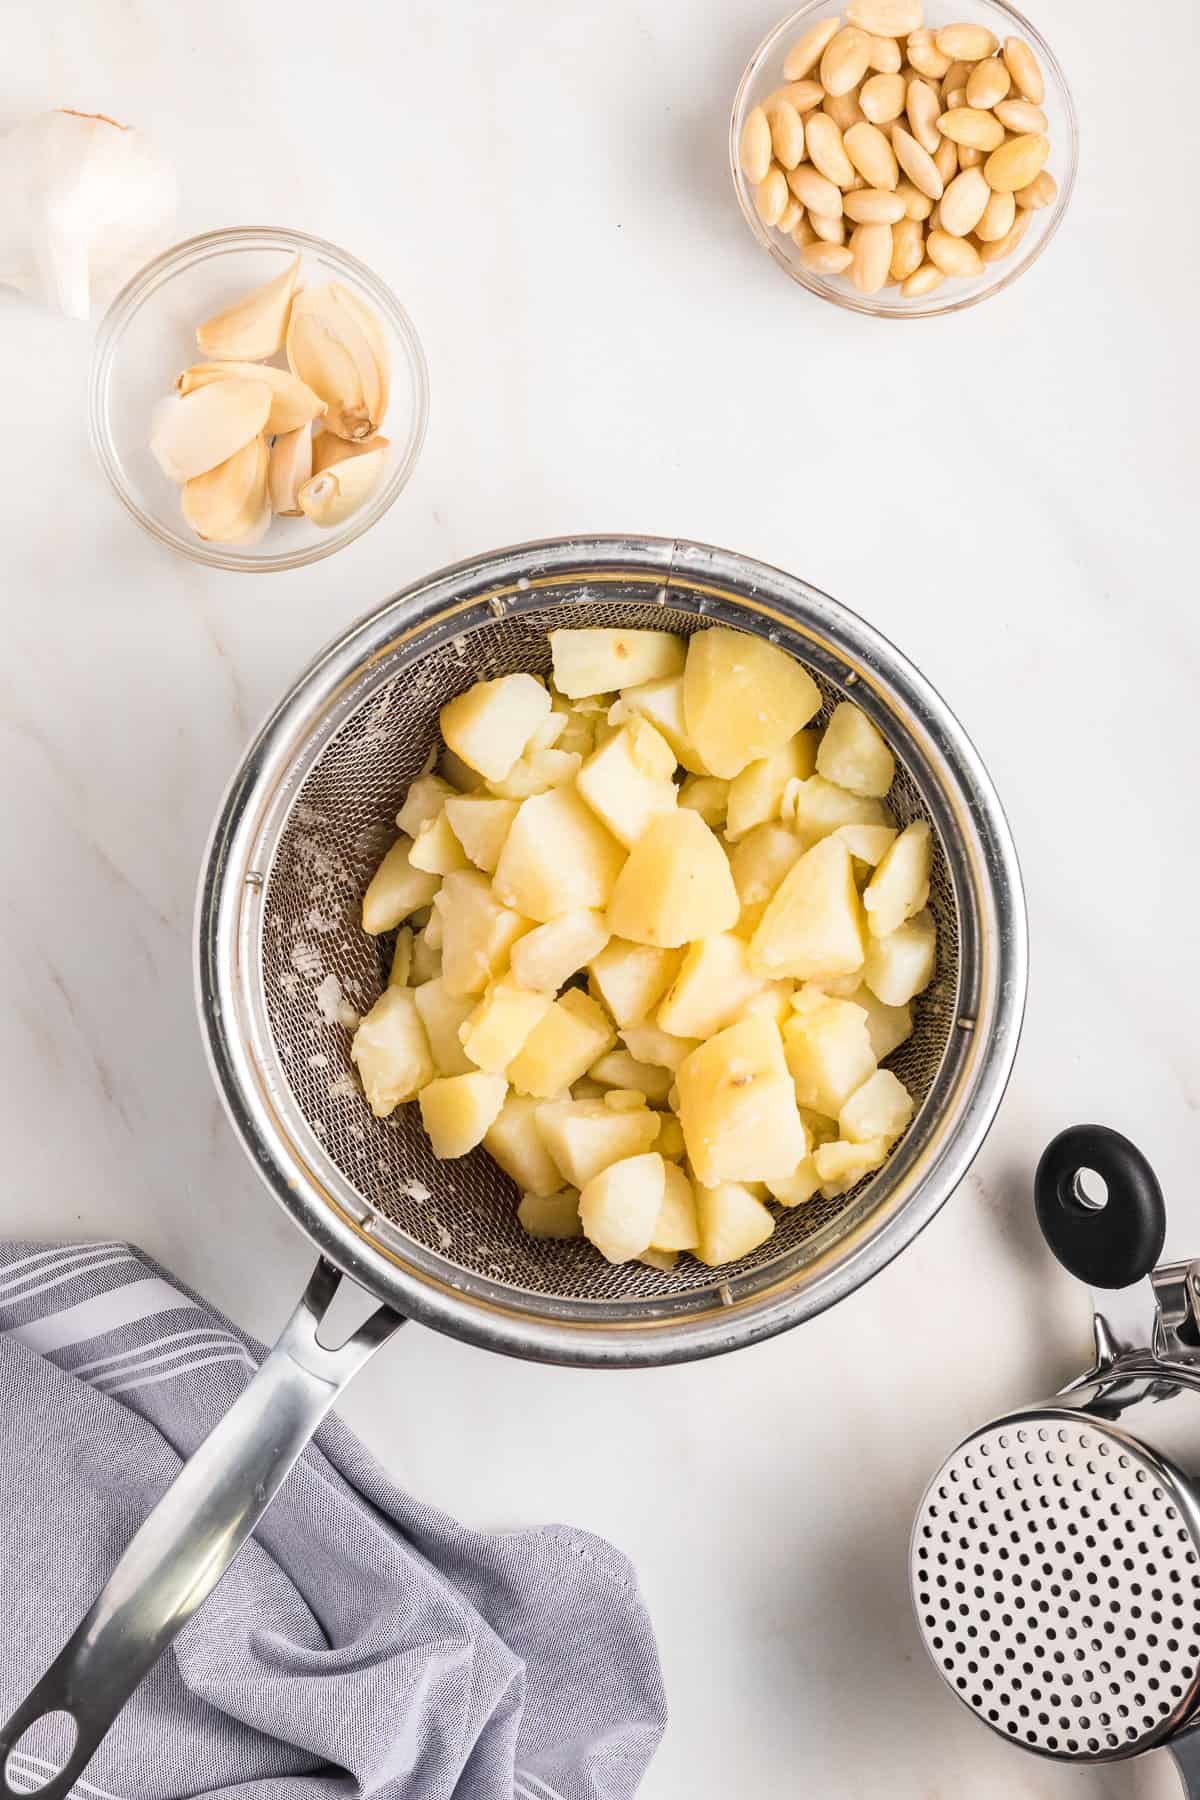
[1073,1169,1108,1213]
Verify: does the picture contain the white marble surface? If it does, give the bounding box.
[3,0,1198,1793]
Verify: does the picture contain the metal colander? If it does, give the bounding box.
[198,534,1027,1366]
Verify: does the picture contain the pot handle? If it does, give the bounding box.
[0,1258,405,1800]
[1034,1124,1165,1290]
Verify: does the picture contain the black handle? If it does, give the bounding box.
[1034,1124,1165,1289]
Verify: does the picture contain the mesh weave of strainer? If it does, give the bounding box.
[259,595,960,1304]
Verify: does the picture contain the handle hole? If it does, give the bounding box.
[1072,1168,1109,1213]
[5,1712,78,1790]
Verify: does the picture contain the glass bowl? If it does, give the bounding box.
[729,0,1078,317]
[89,227,429,572]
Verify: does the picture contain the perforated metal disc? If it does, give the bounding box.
[912,1411,1200,1761]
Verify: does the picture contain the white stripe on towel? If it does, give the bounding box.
[516,1770,569,1800]
[0,1253,135,1311]
[76,1326,237,1381]
[9,1277,194,1355]
[6,1750,126,1800]
[0,1242,128,1299]
[94,1338,252,1393]
[102,1348,254,1397]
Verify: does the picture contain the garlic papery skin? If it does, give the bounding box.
[0,110,177,319]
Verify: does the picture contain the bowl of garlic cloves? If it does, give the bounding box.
[89,227,429,571]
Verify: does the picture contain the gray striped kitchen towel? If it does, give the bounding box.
[0,1241,666,1800]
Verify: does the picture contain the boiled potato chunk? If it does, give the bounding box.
[607,811,739,947]
[409,808,469,875]
[765,1157,822,1207]
[839,1068,914,1145]
[350,987,434,1117]
[750,835,865,981]
[835,823,898,871]
[435,870,530,997]
[676,1016,808,1186]
[413,977,477,1075]
[863,821,932,938]
[677,775,729,827]
[484,1093,564,1196]
[588,1049,674,1105]
[535,1096,661,1188]
[784,775,890,841]
[459,977,552,1072]
[510,909,610,993]
[578,1151,666,1263]
[813,1135,889,1198]
[362,835,441,934]
[550,628,684,699]
[440,748,483,792]
[439,672,551,782]
[725,731,818,841]
[486,747,582,800]
[517,1188,583,1239]
[782,991,877,1117]
[651,1160,700,1251]
[493,786,626,921]
[730,981,794,1028]
[442,794,519,874]
[396,773,455,839]
[588,940,681,1026]
[656,1114,685,1159]
[576,718,678,847]
[729,823,805,909]
[620,1022,699,1071]
[621,674,708,773]
[657,933,765,1040]
[640,1247,678,1271]
[863,908,937,1005]
[508,988,616,1099]
[846,984,913,1061]
[388,927,413,988]
[410,928,442,986]
[683,627,821,780]
[816,702,896,798]
[418,1071,508,1159]
[695,1181,775,1266]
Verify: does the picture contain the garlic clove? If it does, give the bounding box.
[150,377,272,482]
[195,253,300,361]
[286,283,385,440]
[310,430,390,474]
[176,362,325,434]
[328,281,390,428]
[268,423,314,516]
[181,433,269,541]
[297,446,388,527]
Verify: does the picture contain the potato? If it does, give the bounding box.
[396,773,455,839]
[657,933,765,1039]
[694,1181,776,1266]
[439,672,551,782]
[576,719,678,847]
[535,1096,662,1188]
[782,990,877,1117]
[423,904,444,949]
[765,1157,822,1207]
[413,977,477,1075]
[483,1093,564,1196]
[621,673,708,773]
[683,627,821,779]
[508,988,616,1099]
[603,1089,649,1113]
[528,710,568,751]
[517,1188,583,1239]
[651,1160,700,1250]
[588,940,681,1026]
[588,1049,674,1105]
[813,1135,889,1198]
[729,823,805,909]
[607,811,739,947]
[725,731,819,841]
[729,981,794,1028]
[388,927,413,989]
[656,1114,685,1159]
[459,977,552,1072]
[750,835,866,981]
[676,1016,808,1186]
[410,928,441,986]
[409,808,469,875]
[439,748,483,793]
[816,701,896,798]
[863,820,932,937]
[835,823,898,871]
[435,870,530,997]
[639,1247,678,1271]
[862,907,937,1005]
[510,909,610,993]
[620,1022,700,1071]
[362,836,441,934]
[493,786,627,922]
[551,708,598,760]
[550,628,684,699]
[784,775,890,840]
[798,1106,838,1147]
[487,748,582,800]
[578,1152,666,1263]
[418,1071,508,1158]
[845,983,913,1060]
[839,1068,914,1144]
[442,794,519,874]
[677,776,729,827]
[350,987,434,1117]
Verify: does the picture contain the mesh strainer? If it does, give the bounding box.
[1,535,1025,1797]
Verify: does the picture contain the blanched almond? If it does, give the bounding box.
[806,113,857,186]
[777,194,805,233]
[939,60,971,98]
[905,28,951,78]
[787,163,845,217]
[845,187,906,223]
[906,78,942,153]
[739,105,772,182]
[848,220,893,292]
[977,207,1030,261]
[933,135,959,184]
[755,164,789,226]
[983,131,1049,192]
[783,15,842,80]
[860,72,906,122]
[888,214,925,278]
[937,106,1005,149]
[845,0,922,32]
[866,34,902,73]
[957,144,983,169]
[994,97,1048,134]
[939,165,990,235]
[892,124,944,199]
[901,261,945,296]
[791,212,818,248]
[965,57,1011,108]
[1003,35,1044,104]
[823,87,866,130]
[820,26,873,95]
[766,79,826,112]
[844,120,898,188]
[926,228,982,275]
[974,186,1016,241]
[1014,169,1057,209]
[798,241,855,273]
[896,177,934,219]
[809,210,847,243]
[934,23,998,61]
[767,98,806,169]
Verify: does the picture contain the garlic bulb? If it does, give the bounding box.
[0,109,177,319]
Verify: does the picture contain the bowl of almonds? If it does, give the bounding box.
[730,0,1077,314]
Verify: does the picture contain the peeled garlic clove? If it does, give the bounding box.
[268,423,313,516]
[286,283,384,440]
[176,362,325,434]
[310,430,390,474]
[196,253,300,360]
[182,433,269,541]
[150,377,272,482]
[328,282,390,427]
[297,446,388,527]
